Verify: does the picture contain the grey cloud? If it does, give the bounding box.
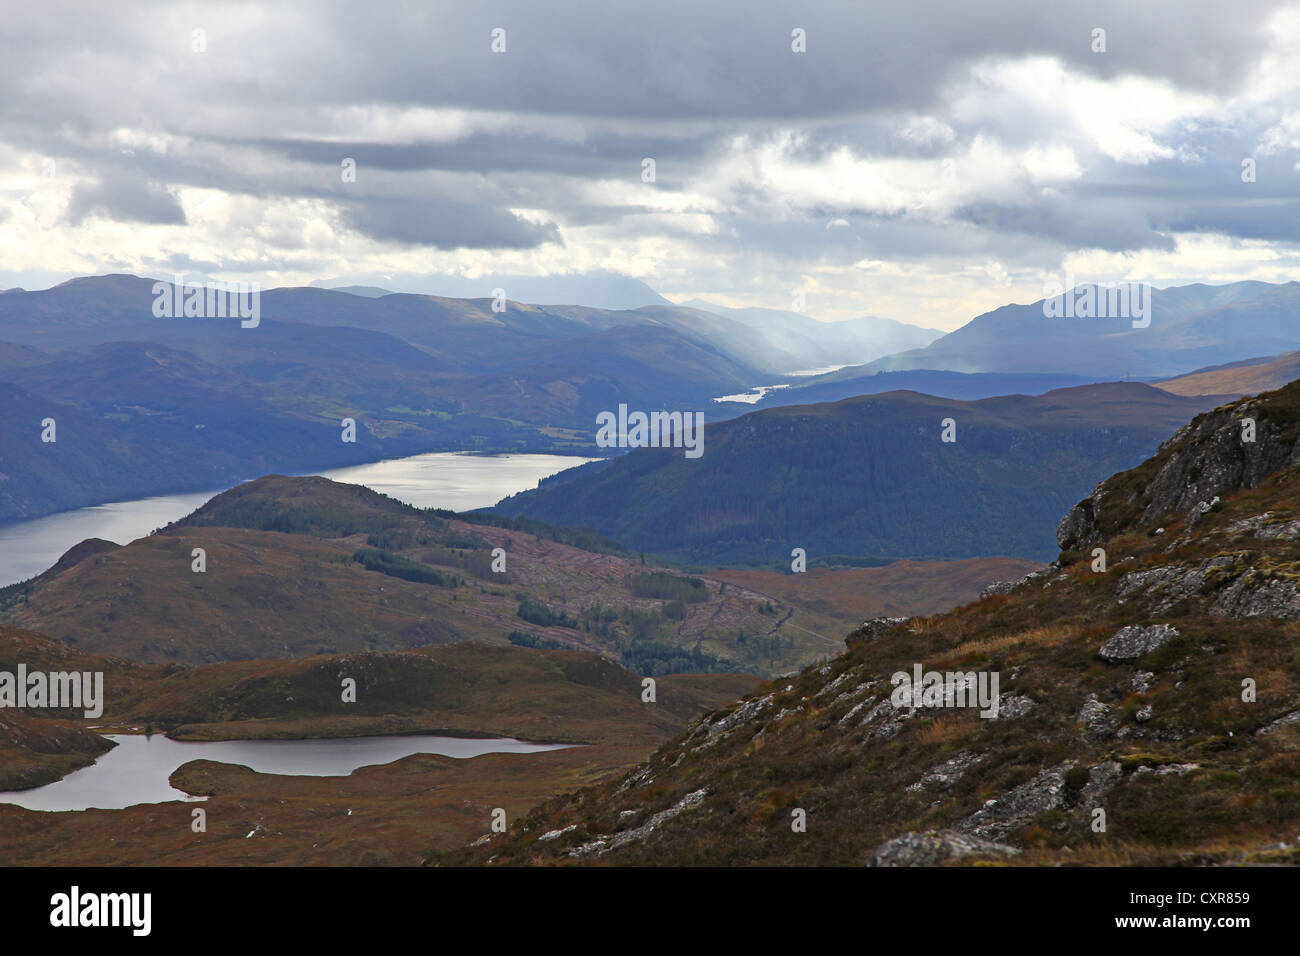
[64,171,187,226]
[337,197,561,249]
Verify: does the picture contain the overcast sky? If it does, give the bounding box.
[2,0,1298,329]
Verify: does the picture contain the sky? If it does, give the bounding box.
[2,0,1299,331]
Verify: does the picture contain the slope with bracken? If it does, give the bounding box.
[447,380,1300,866]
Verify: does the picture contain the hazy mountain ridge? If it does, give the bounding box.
[865,280,1300,378]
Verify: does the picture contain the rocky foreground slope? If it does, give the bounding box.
[446,381,1300,866]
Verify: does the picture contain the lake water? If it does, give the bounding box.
[0,733,574,812]
[0,451,595,588]
[713,364,851,404]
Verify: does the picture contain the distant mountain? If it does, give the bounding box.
[866,280,1300,378]
[1155,350,1300,398]
[0,275,772,521]
[315,273,672,311]
[490,383,1222,564]
[679,298,942,374]
[452,377,1300,868]
[743,369,1106,408]
[325,284,396,298]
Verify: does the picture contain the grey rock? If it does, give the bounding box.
[1078,760,1123,809]
[1133,762,1198,777]
[1256,709,1300,736]
[905,751,984,793]
[1212,575,1300,620]
[1058,406,1300,554]
[955,764,1070,841]
[1099,624,1179,662]
[1078,694,1119,741]
[850,616,910,643]
[993,694,1036,720]
[866,829,1020,867]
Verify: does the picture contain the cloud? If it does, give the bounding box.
[337,196,561,249]
[0,0,1297,330]
[64,171,187,226]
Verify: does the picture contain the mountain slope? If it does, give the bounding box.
[867,281,1300,378]
[448,377,1300,867]
[1155,350,1300,399]
[491,383,1222,563]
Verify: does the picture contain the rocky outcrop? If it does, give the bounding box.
[866,829,1020,867]
[568,788,709,858]
[955,765,1070,840]
[1058,400,1300,554]
[980,566,1054,599]
[848,617,910,644]
[1098,624,1179,662]
[1077,694,1118,741]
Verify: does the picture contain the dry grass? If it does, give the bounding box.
[929,624,1075,668]
[915,716,973,746]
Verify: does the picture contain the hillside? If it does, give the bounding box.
[866,280,1300,378]
[1155,350,1300,399]
[0,625,166,789]
[710,557,1043,624]
[491,383,1221,564]
[0,475,1026,676]
[446,377,1300,867]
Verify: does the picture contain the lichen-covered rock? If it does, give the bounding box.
[1211,574,1300,620]
[955,765,1070,840]
[905,751,984,793]
[1077,694,1118,741]
[1099,623,1179,662]
[866,829,1020,867]
[992,694,1036,720]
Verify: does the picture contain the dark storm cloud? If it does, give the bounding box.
[953,200,1177,254]
[64,171,187,226]
[337,197,561,250]
[252,127,719,177]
